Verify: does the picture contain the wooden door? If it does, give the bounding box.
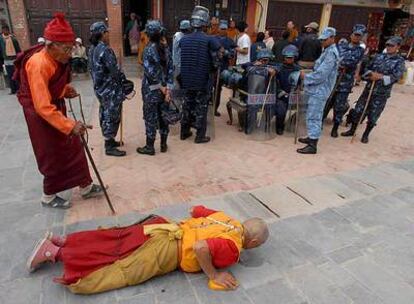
[25,0,107,45]
[330,5,384,40]
[266,1,323,39]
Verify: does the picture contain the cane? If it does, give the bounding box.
[68,96,116,214]
[351,80,376,144]
[80,134,116,214]
[119,108,124,146]
[257,74,275,127]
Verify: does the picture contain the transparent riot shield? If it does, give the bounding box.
[245,92,277,141]
[286,89,308,143]
[169,89,186,136]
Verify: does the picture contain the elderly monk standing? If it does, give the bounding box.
[14,13,103,209]
[27,205,269,293]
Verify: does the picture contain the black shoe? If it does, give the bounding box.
[180,129,193,141]
[341,122,357,137]
[215,112,221,117]
[331,123,339,138]
[105,147,127,157]
[361,123,374,144]
[105,139,126,157]
[297,139,318,154]
[137,138,155,156]
[195,136,211,144]
[160,135,168,153]
[276,128,284,135]
[298,137,311,144]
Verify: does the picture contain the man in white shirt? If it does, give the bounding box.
[236,21,251,65]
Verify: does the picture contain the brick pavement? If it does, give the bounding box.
[1,78,414,303]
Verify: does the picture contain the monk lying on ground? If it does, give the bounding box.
[27,205,269,294]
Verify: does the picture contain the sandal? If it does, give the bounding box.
[81,184,104,200]
[41,196,72,209]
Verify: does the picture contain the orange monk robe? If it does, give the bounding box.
[26,49,75,134]
[138,31,149,65]
[227,28,238,41]
[208,24,220,36]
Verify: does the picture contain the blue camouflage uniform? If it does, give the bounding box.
[172,20,191,88]
[304,33,339,139]
[331,26,365,124]
[274,45,301,132]
[349,51,404,127]
[179,29,221,138]
[142,42,174,141]
[89,41,126,140]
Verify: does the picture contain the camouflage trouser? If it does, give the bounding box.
[306,94,327,139]
[99,98,122,140]
[181,90,209,136]
[350,89,388,127]
[143,101,169,141]
[275,96,289,129]
[332,92,350,125]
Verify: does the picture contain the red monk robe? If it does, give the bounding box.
[14,14,93,198]
[55,206,239,285]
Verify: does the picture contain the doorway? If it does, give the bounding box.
[123,0,151,56]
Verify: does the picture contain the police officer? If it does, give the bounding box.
[297,27,339,154]
[341,36,405,144]
[179,6,221,144]
[242,49,276,134]
[89,22,127,157]
[137,20,174,156]
[328,24,366,138]
[172,20,191,88]
[274,44,301,135]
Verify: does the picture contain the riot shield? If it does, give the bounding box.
[243,69,277,141]
[285,89,308,143]
[169,89,186,136]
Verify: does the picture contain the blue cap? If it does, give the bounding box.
[257,48,274,60]
[352,24,366,36]
[146,20,162,37]
[179,20,191,30]
[386,36,403,46]
[219,20,228,30]
[90,22,108,34]
[282,44,299,58]
[319,27,336,40]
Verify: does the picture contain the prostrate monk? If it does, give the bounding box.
[14,13,103,209]
[27,205,269,293]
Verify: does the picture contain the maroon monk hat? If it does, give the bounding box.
[44,12,75,43]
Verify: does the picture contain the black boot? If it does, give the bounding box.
[105,139,126,157]
[180,126,193,141]
[341,122,357,137]
[160,134,168,153]
[331,123,339,138]
[297,139,318,154]
[276,123,284,135]
[195,127,210,144]
[361,124,375,144]
[137,137,155,156]
[298,137,311,144]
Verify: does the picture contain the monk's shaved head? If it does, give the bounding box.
[242,218,269,249]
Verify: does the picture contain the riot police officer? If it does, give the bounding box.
[274,45,301,135]
[341,36,405,144]
[179,6,221,144]
[137,20,174,155]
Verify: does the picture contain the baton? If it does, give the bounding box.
[351,80,376,144]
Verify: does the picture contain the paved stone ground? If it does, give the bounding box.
[1,78,414,303]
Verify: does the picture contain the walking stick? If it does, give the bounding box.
[80,134,116,214]
[68,96,116,214]
[294,88,301,144]
[257,74,275,127]
[351,80,376,144]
